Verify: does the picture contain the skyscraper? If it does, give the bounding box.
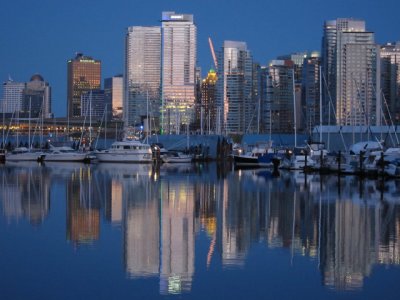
[216,41,253,134]
[321,19,380,126]
[265,60,295,134]
[104,75,123,120]
[67,53,101,118]
[22,74,52,118]
[1,79,25,113]
[125,26,161,129]
[201,69,217,133]
[302,53,321,133]
[161,11,197,134]
[380,42,400,124]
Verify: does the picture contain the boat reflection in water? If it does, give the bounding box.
[0,162,400,297]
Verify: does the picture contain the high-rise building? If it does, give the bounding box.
[1,79,25,113]
[125,26,161,129]
[302,53,321,133]
[161,11,197,134]
[200,69,217,133]
[380,42,400,124]
[67,53,101,118]
[265,60,296,134]
[104,75,123,120]
[81,89,107,119]
[216,41,253,134]
[22,74,52,118]
[321,18,380,126]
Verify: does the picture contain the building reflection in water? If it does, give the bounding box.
[1,163,400,294]
[66,167,100,245]
[0,162,50,225]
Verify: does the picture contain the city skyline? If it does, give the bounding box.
[1,0,399,117]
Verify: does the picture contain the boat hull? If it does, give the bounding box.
[96,152,152,163]
[43,153,89,162]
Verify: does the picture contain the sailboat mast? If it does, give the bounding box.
[319,66,322,143]
[28,96,31,149]
[292,68,297,147]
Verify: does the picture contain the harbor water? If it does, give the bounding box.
[0,162,399,299]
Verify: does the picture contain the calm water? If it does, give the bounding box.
[0,162,400,299]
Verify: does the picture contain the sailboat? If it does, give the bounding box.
[6,99,45,162]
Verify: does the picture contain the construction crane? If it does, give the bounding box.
[208,37,218,70]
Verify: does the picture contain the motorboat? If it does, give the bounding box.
[43,146,90,162]
[162,151,193,163]
[95,139,152,163]
[232,142,280,168]
[6,147,45,162]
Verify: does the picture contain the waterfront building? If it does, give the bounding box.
[216,41,254,134]
[265,60,296,134]
[321,18,380,126]
[124,26,161,129]
[200,69,217,133]
[81,89,108,119]
[22,74,52,118]
[380,42,400,124]
[67,53,101,118]
[161,11,197,134]
[104,75,123,120]
[302,53,321,134]
[1,79,25,113]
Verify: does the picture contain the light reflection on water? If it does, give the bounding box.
[0,162,400,298]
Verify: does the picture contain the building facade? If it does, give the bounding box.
[1,79,25,113]
[302,53,321,133]
[265,60,295,134]
[200,69,217,133]
[321,19,380,126]
[216,41,253,134]
[125,26,161,129]
[81,89,107,119]
[104,75,123,120]
[22,74,52,118]
[161,11,197,134]
[380,42,400,124]
[67,53,101,118]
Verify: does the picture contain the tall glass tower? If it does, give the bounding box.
[161,11,197,134]
[124,26,161,129]
[216,41,253,134]
[321,19,380,126]
[380,42,400,124]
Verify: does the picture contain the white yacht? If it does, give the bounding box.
[95,139,152,163]
[43,146,90,162]
[6,147,45,162]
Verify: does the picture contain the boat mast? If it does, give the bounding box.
[292,68,297,147]
[319,66,322,144]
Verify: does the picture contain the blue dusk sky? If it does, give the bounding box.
[1,0,399,117]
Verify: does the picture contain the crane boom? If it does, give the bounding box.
[208,37,218,70]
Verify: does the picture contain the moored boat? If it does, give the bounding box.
[95,139,152,163]
[43,146,90,162]
[6,147,45,162]
[162,152,193,163]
